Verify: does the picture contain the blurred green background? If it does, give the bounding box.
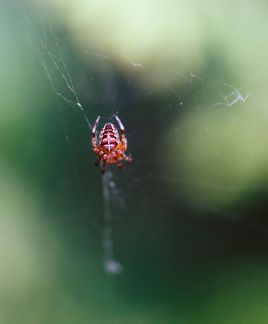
[1,0,268,323]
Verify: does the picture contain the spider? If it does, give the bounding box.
[91,115,132,174]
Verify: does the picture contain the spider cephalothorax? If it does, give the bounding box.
[91,115,132,174]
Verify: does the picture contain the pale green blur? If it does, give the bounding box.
[168,1,268,206]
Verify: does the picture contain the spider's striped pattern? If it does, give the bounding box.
[91,115,132,174]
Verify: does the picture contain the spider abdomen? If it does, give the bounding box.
[100,124,119,153]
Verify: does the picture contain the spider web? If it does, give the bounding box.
[2,0,268,323]
[18,0,267,270]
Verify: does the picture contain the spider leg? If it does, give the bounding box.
[101,161,107,174]
[116,161,125,170]
[101,155,108,174]
[94,157,101,166]
[123,154,132,163]
[115,115,127,149]
[115,115,125,133]
[91,116,100,152]
[92,116,100,136]
[94,150,104,166]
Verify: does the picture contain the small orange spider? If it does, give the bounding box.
[91,115,132,174]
